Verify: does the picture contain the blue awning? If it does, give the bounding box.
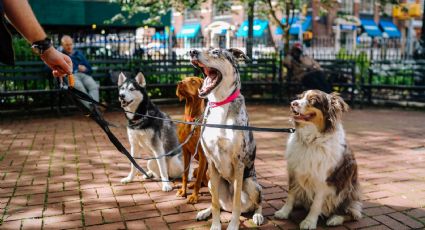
[236,19,269,37]
[276,16,312,35]
[360,19,382,37]
[380,20,401,38]
[176,23,201,39]
[152,32,169,40]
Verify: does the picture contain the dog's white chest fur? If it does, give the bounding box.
[127,128,156,154]
[286,124,345,191]
[202,106,243,180]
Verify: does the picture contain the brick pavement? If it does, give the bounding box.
[1,104,424,230]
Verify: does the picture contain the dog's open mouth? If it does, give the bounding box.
[120,99,133,107]
[291,108,316,121]
[191,60,222,97]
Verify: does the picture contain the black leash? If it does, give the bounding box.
[125,111,295,133]
[59,77,152,179]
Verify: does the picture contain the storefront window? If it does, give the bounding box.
[360,0,375,15]
[184,9,201,21]
[340,0,353,14]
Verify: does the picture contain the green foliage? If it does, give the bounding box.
[12,37,34,59]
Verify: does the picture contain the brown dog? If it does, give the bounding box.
[176,76,208,204]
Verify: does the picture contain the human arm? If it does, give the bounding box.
[3,0,72,76]
[282,55,292,69]
[76,51,92,74]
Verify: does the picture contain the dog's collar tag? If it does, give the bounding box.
[208,89,240,108]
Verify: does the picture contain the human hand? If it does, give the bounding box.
[78,65,87,73]
[40,47,73,77]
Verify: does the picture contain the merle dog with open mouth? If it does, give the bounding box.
[118,72,184,192]
[190,48,264,230]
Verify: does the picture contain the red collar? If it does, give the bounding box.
[208,89,240,108]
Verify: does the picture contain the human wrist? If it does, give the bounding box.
[40,46,55,59]
[31,37,53,56]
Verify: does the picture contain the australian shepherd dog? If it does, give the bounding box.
[274,90,362,229]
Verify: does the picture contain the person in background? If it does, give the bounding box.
[0,0,72,77]
[283,43,331,93]
[61,35,101,109]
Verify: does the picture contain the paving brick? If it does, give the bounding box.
[163,211,197,223]
[405,208,425,218]
[387,212,424,229]
[122,210,159,221]
[22,218,42,230]
[84,210,103,226]
[363,206,396,216]
[126,219,148,230]
[0,220,22,230]
[101,208,122,223]
[345,217,380,229]
[359,225,392,230]
[85,222,125,230]
[372,215,409,230]
[144,217,169,229]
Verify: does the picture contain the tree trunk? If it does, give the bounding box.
[247,0,254,59]
[284,0,294,54]
[421,2,425,42]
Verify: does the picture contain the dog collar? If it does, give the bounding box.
[208,89,240,108]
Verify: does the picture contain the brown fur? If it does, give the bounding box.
[175,77,209,204]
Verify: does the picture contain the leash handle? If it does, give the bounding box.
[68,74,75,88]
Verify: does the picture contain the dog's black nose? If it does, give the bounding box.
[189,49,199,58]
[119,94,125,100]
[291,101,299,107]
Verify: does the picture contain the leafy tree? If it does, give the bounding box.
[109,0,404,54]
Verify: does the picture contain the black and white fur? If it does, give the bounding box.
[274,90,362,229]
[118,72,184,192]
[190,48,264,230]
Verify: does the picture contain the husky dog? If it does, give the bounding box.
[190,48,264,230]
[274,90,362,229]
[118,72,184,192]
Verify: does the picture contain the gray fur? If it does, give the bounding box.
[190,48,263,229]
[118,72,183,192]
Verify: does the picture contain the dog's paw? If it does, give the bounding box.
[196,208,211,221]
[187,193,199,204]
[252,213,264,226]
[226,220,239,230]
[300,218,317,230]
[162,182,173,192]
[176,188,187,197]
[326,215,345,226]
[274,207,291,219]
[120,176,134,184]
[210,223,221,230]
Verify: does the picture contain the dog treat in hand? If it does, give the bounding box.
[68,74,75,88]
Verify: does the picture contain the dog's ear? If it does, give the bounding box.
[330,92,349,113]
[176,83,184,102]
[135,72,146,87]
[118,72,126,86]
[227,48,250,62]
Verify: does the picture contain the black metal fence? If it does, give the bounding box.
[3,33,425,113]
